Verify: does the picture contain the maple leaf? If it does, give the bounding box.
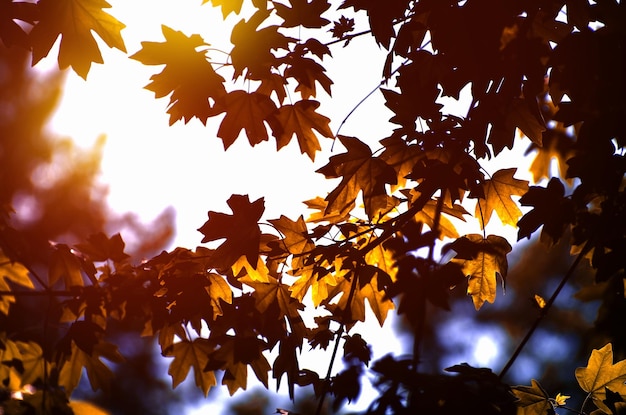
[316,135,397,219]
[268,215,315,269]
[284,55,333,99]
[517,178,575,244]
[273,0,331,28]
[130,26,226,125]
[203,0,244,18]
[329,16,355,39]
[413,198,468,240]
[303,196,353,224]
[444,234,512,310]
[165,339,217,397]
[242,275,307,339]
[325,269,394,326]
[289,265,338,306]
[198,194,264,270]
[16,341,44,387]
[0,335,22,390]
[379,135,424,191]
[30,0,126,79]
[506,97,546,147]
[475,168,529,228]
[576,343,626,413]
[74,232,129,262]
[274,100,334,161]
[0,0,38,48]
[527,129,575,183]
[0,252,33,315]
[512,379,553,415]
[49,244,84,289]
[230,11,295,79]
[58,341,123,394]
[294,38,332,60]
[256,73,288,103]
[339,0,410,48]
[206,273,233,319]
[208,335,271,395]
[213,91,279,149]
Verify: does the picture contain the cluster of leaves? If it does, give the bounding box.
[1,0,626,414]
[514,343,626,415]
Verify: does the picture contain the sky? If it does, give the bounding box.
[39,0,538,412]
[44,0,398,252]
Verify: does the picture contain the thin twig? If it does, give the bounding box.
[315,264,361,415]
[498,241,591,379]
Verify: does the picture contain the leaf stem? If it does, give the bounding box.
[498,241,590,380]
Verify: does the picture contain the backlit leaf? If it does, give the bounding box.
[213,91,278,149]
[274,100,334,161]
[268,215,315,269]
[326,270,394,325]
[445,234,512,310]
[165,339,217,397]
[0,252,33,315]
[0,0,37,48]
[30,0,126,79]
[512,379,552,415]
[130,25,226,125]
[206,273,233,319]
[284,55,333,99]
[230,11,294,79]
[476,168,529,228]
[274,0,331,28]
[198,194,264,271]
[16,341,45,387]
[575,343,626,412]
[203,0,244,18]
[50,244,84,289]
[316,135,397,219]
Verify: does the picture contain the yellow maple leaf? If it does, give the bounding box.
[231,255,269,282]
[447,234,512,310]
[325,269,394,325]
[165,339,217,397]
[0,253,34,315]
[316,135,397,219]
[476,168,529,228]
[553,392,570,406]
[49,245,84,289]
[576,343,626,412]
[206,273,233,319]
[512,379,552,415]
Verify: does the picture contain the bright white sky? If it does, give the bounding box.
[40,0,536,411]
[44,0,399,252]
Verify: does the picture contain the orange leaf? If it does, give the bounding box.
[130,25,226,125]
[50,245,84,289]
[268,215,315,269]
[317,135,397,219]
[30,0,126,79]
[214,91,278,149]
[274,100,334,161]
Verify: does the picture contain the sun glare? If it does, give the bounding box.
[43,0,398,250]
